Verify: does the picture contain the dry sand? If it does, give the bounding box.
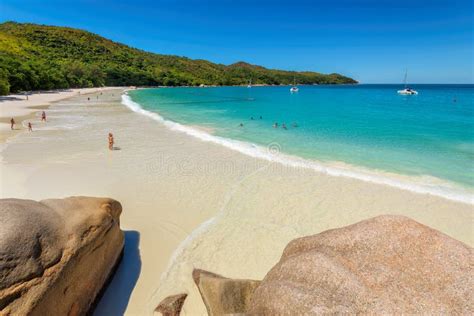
[0,90,472,315]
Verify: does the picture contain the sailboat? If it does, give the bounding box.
[290,78,299,93]
[397,70,418,95]
[247,79,252,88]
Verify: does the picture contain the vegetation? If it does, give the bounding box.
[0,22,357,95]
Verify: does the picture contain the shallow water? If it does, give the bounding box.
[128,85,474,190]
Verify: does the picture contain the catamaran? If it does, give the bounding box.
[290,78,299,93]
[397,70,418,95]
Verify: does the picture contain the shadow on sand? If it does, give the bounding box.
[0,89,74,103]
[93,230,141,315]
[0,96,24,102]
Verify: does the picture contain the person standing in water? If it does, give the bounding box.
[28,122,32,132]
[10,118,15,130]
[108,133,114,150]
[41,111,46,122]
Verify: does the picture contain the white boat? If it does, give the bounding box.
[398,88,418,95]
[290,78,299,93]
[397,70,418,95]
[247,79,252,88]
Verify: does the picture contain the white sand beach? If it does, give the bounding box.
[0,89,472,315]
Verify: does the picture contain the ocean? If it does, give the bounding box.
[124,84,474,202]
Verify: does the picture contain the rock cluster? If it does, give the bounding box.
[161,215,472,315]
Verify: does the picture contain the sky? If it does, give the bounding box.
[1,0,473,83]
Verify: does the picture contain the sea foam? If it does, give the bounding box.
[122,93,474,205]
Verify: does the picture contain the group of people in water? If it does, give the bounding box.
[238,115,298,130]
[273,122,298,129]
[10,111,46,132]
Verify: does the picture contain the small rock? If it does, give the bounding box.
[193,269,260,316]
[155,293,187,316]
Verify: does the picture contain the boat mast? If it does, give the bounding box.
[404,69,408,88]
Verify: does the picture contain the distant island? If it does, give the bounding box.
[0,22,357,95]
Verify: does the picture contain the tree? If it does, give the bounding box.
[0,68,9,95]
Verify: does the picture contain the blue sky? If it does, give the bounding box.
[1,0,472,83]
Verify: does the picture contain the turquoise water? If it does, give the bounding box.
[127,85,474,189]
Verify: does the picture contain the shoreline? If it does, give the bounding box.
[1,89,472,315]
[122,93,474,205]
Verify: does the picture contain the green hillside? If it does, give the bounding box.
[0,22,357,95]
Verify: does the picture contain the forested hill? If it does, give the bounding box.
[0,22,357,95]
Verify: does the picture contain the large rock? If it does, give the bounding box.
[0,197,124,315]
[193,269,260,316]
[250,215,473,315]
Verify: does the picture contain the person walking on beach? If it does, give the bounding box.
[10,118,15,130]
[108,133,114,150]
[28,122,32,132]
[41,111,46,122]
